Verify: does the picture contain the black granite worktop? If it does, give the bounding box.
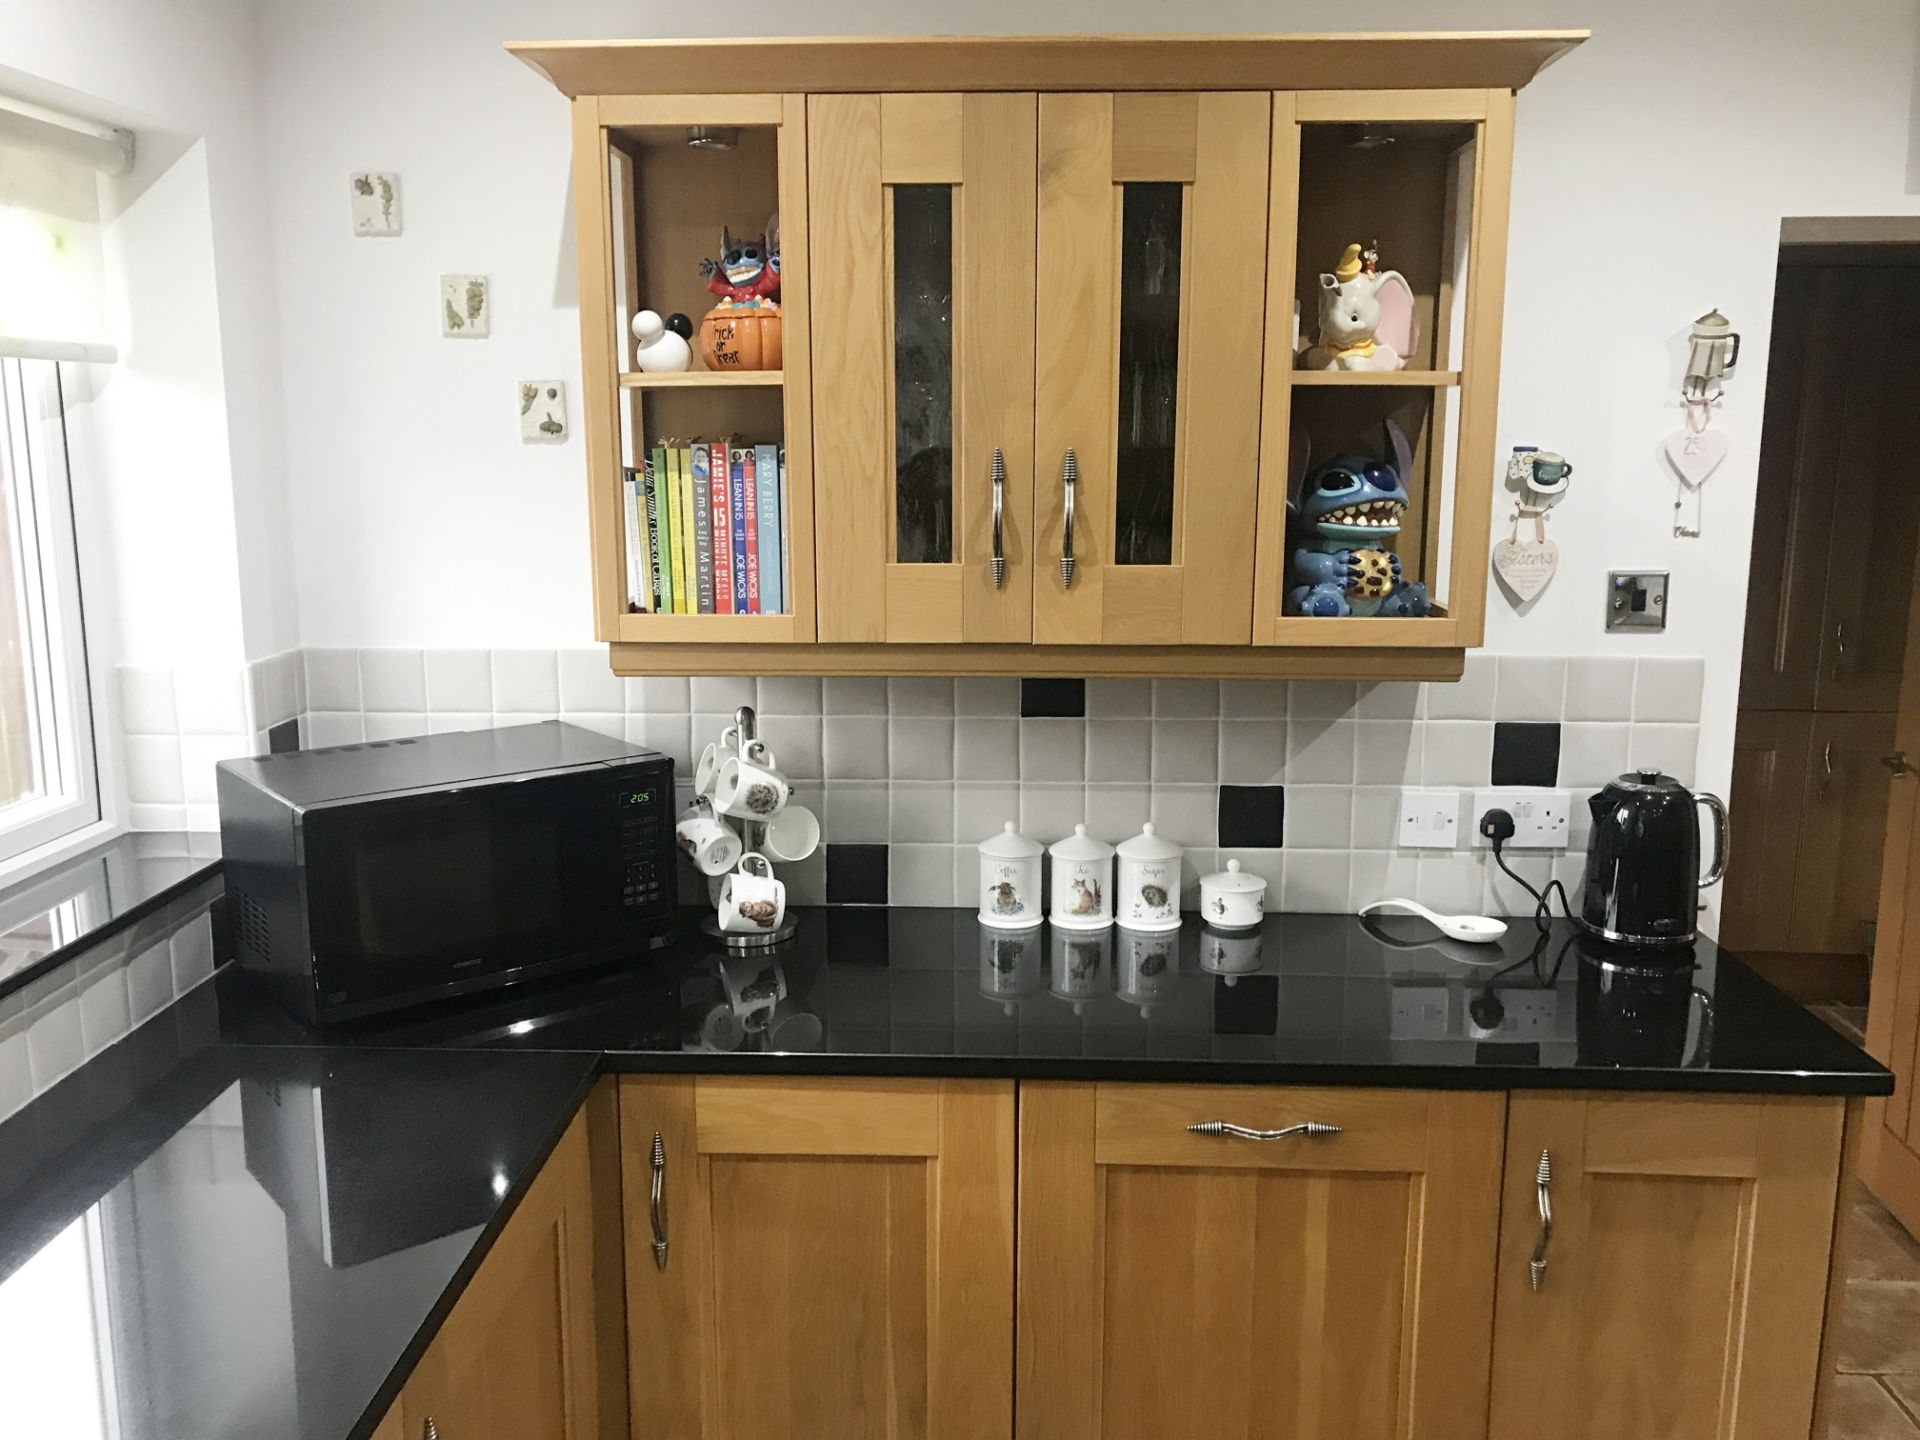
[216,908,1895,1096]
[0,908,1888,1440]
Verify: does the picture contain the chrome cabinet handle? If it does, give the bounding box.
[1529,1149,1553,1292]
[423,1421,440,1440]
[990,447,1007,590]
[649,1132,669,1271]
[1187,1120,1341,1141]
[1887,751,1912,778]
[1822,740,1835,795]
[1835,620,1849,670]
[1059,448,1078,589]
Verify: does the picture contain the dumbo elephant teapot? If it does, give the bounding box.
[1302,243,1417,372]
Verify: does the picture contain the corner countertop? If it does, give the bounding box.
[0,908,1889,1440]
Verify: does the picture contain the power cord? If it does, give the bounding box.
[1476,808,1574,934]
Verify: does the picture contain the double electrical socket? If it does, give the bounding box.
[1397,788,1571,850]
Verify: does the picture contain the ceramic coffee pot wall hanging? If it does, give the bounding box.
[1665,307,1740,538]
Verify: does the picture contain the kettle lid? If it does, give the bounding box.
[1608,768,1685,793]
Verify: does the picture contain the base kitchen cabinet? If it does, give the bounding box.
[1488,1093,1847,1440]
[618,1075,1016,1440]
[1015,1082,1507,1439]
[386,1100,616,1440]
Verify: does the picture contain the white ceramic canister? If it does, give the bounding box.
[1114,822,1183,931]
[977,822,1044,929]
[1048,824,1115,929]
[1198,858,1267,932]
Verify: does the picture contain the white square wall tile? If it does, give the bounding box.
[305,649,362,712]
[955,784,1022,843]
[1220,721,1287,785]
[1148,785,1217,848]
[1423,721,1492,787]
[1020,784,1086,842]
[758,676,823,715]
[118,667,178,735]
[824,677,889,714]
[1629,724,1700,785]
[891,718,955,781]
[175,666,249,735]
[627,676,691,713]
[1153,679,1219,718]
[953,677,1019,716]
[179,734,251,804]
[891,783,956,843]
[1283,851,1350,912]
[359,650,428,712]
[1426,653,1496,720]
[1354,721,1421,785]
[1086,679,1151,717]
[1286,719,1356,784]
[1086,720,1153,785]
[493,650,559,712]
[425,650,494,712]
[1351,787,1403,849]
[825,782,891,843]
[1285,786,1352,848]
[1290,681,1358,720]
[690,676,756,712]
[124,736,184,805]
[956,718,1020,782]
[626,714,693,772]
[1565,656,1636,723]
[557,649,624,713]
[1357,681,1423,720]
[1350,850,1421,909]
[824,716,889,780]
[891,845,956,905]
[888,677,953,715]
[306,712,366,748]
[1086,785,1151,839]
[1495,657,1566,721]
[1560,722,1632,789]
[1220,681,1288,719]
[758,716,823,780]
[1151,720,1218,784]
[1020,720,1087,782]
[566,713,625,742]
[1634,658,1707,723]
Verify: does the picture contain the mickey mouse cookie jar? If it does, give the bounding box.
[1049,825,1115,930]
[1199,859,1267,931]
[1115,823,1183,931]
[977,822,1043,930]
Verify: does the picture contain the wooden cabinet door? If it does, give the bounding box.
[1032,93,1271,646]
[1017,1083,1504,1440]
[399,1106,608,1440]
[621,1075,1014,1440]
[1720,709,1813,952]
[1793,709,1897,951]
[1489,1094,1845,1440]
[808,93,1038,643]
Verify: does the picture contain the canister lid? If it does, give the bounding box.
[1200,858,1267,895]
[978,820,1042,859]
[1048,823,1115,862]
[1116,821,1182,862]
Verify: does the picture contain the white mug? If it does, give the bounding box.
[763,802,820,862]
[713,741,790,820]
[676,798,743,876]
[693,724,744,797]
[719,852,786,933]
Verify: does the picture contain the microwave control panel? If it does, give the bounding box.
[617,781,668,909]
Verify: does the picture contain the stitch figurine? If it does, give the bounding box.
[1284,418,1431,617]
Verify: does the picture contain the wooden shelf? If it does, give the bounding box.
[1290,370,1460,388]
[618,370,784,389]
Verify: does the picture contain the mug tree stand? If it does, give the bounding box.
[700,703,801,950]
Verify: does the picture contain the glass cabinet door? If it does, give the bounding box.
[1033,93,1271,646]
[808,93,1037,644]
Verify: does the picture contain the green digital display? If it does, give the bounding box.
[618,789,654,808]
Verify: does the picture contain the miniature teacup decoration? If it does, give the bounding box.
[978,822,1043,930]
[1115,822,1183,932]
[676,796,744,877]
[718,852,785,933]
[1048,825,1115,930]
[1199,859,1266,932]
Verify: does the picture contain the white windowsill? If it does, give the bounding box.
[0,818,123,897]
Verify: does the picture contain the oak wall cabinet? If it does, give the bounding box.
[514,32,1583,680]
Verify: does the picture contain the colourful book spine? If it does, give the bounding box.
[736,447,761,614]
[709,440,734,614]
[674,446,698,614]
[620,467,642,610]
[777,448,790,615]
[754,442,782,614]
[641,461,663,612]
[727,447,750,615]
[654,444,677,614]
[690,445,716,613]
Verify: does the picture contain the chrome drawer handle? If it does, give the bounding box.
[1530,1149,1553,1292]
[423,1421,440,1440]
[649,1131,669,1271]
[1187,1120,1341,1141]
[990,447,1007,590]
[1059,447,1078,590]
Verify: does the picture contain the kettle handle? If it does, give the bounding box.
[1697,791,1729,888]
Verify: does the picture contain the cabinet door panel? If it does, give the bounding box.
[1489,1094,1844,1440]
[1720,709,1813,952]
[1794,709,1896,952]
[1034,92,1270,647]
[622,1075,1014,1440]
[1018,1082,1504,1440]
[808,92,1037,644]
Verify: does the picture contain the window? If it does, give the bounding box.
[0,357,97,861]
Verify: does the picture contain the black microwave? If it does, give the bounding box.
[217,722,676,1024]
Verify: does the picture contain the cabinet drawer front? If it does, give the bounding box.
[695,1075,942,1155]
[1094,1082,1435,1171]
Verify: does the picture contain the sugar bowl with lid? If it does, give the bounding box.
[1198,858,1267,932]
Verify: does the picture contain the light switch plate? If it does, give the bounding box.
[1397,788,1461,849]
[1471,789,1572,849]
[1606,571,1668,630]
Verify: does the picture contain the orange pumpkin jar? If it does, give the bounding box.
[698,299,782,372]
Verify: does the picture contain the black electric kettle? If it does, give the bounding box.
[1578,771,1728,948]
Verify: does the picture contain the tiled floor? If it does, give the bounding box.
[1830,1188,1920,1436]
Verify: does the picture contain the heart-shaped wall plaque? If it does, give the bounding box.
[1493,535,1559,603]
[1663,428,1729,488]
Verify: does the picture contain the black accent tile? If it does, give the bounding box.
[826,843,889,905]
[1217,785,1286,848]
[1492,722,1561,787]
[1020,678,1085,718]
[268,718,300,754]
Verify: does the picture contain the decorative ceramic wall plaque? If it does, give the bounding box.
[349,173,401,235]
[441,275,489,338]
[519,380,567,442]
